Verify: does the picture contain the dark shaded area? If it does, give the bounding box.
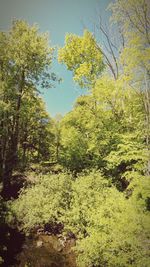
[146,197,150,211]
[33,222,64,236]
[0,220,76,267]
[44,222,64,235]
[0,215,76,267]
[1,174,27,200]
[0,225,25,267]
[0,174,26,266]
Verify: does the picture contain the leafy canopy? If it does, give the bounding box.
[58,30,104,88]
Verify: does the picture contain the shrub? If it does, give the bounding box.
[11,173,72,231]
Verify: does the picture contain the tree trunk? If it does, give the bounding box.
[2,71,25,193]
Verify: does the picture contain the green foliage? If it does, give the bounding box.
[128,174,150,211]
[62,171,150,267]
[18,96,55,167]
[1,3,150,267]
[110,0,150,174]
[11,171,150,266]
[62,170,112,235]
[59,75,146,186]
[8,19,54,84]
[110,0,150,79]
[0,20,56,186]
[105,132,148,186]
[11,173,72,230]
[60,123,89,172]
[58,30,104,88]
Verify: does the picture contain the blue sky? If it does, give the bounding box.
[0,0,112,117]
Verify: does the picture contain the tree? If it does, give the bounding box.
[18,95,54,168]
[110,0,150,174]
[51,114,63,163]
[59,74,146,190]
[58,30,104,88]
[0,20,55,190]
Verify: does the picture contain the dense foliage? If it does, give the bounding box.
[0,0,150,266]
[58,30,104,88]
[11,173,72,230]
[11,171,150,266]
[0,20,57,191]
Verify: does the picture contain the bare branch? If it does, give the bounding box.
[96,16,119,79]
[96,43,117,80]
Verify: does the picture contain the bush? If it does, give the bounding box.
[11,173,72,231]
[62,171,150,267]
[11,170,150,266]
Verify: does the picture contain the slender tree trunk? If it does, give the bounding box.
[143,71,150,175]
[56,140,59,162]
[2,71,25,192]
